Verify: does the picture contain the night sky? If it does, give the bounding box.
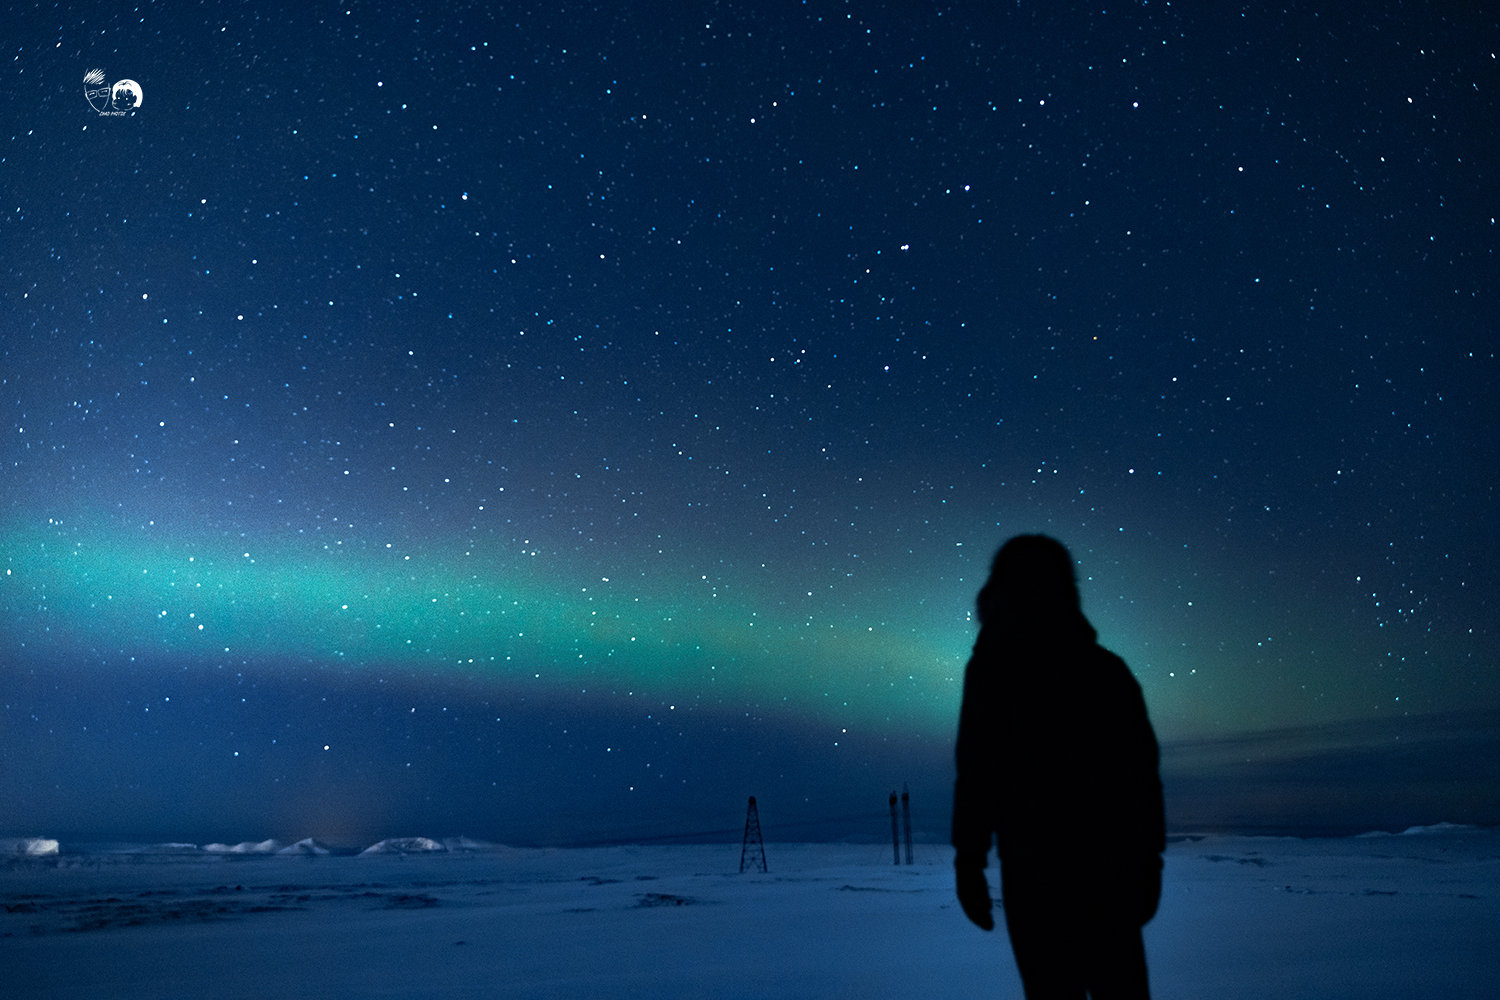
[3,2,1496,846]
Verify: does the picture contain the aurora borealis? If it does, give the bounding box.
[3,2,1497,845]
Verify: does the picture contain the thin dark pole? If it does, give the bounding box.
[889,790,900,865]
[901,783,913,865]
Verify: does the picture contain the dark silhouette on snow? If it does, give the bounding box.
[952,534,1165,999]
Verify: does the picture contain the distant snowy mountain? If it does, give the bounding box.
[0,835,517,858]
[204,839,283,854]
[0,837,59,856]
[360,837,447,854]
[75,842,205,855]
[277,838,332,855]
[1355,821,1480,838]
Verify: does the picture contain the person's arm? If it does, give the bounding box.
[1125,670,1165,923]
[952,646,997,930]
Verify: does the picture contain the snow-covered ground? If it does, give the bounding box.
[3,826,1496,999]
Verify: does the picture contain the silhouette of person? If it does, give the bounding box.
[952,534,1165,999]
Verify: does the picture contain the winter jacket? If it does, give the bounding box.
[952,624,1165,924]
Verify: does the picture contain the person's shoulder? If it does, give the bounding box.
[1088,643,1144,689]
[1090,642,1127,667]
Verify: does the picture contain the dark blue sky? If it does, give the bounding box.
[3,1,1496,845]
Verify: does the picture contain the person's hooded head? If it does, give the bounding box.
[975,534,1095,641]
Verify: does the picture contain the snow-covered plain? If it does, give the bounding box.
[3,827,1496,999]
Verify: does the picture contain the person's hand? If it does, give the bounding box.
[955,863,994,930]
[1135,854,1163,925]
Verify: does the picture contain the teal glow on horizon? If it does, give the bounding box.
[4,496,1458,748]
[2,514,975,734]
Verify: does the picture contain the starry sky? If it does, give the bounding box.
[3,2,1497,846]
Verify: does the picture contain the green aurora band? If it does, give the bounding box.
[2,515,972,733]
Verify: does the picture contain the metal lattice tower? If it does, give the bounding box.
[740,796,767,873]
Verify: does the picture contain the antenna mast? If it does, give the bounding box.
[901,783,914,865]
[890,790,900,865]
[740,796,767,873]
